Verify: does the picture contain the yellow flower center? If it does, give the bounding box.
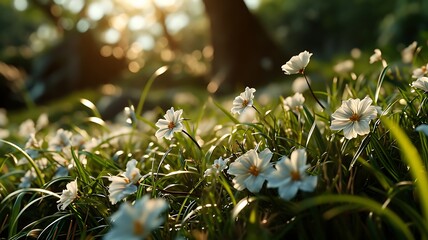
[133,220,145,236]
[349,113,361,122]
[290,171,301,181]
[248,165,259,176]
[242,99,249,107]
[168,121,175,130]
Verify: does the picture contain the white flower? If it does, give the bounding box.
[49,128,73,151]
[412,64,428,79]
[155,107,183,140]
[333,59,354,74]
[227,148,275,193]
[292,77,310,93]
[18,119,35,138]
[411,77,428,92]
[204,157,228,177]
[103,195,168,240]
[108,159,141,204]
[369,49,382,64]
[231,87,256,115]
[267,149,317,200]
[19,168,37,188]
[124,105,136,125]
[124,159,142,184]
[281,51,312,75]
[283,92,305,113]
[416,124,428,136]
[57,179,78,210]
[402,41,417,64]
[330,96,378,139]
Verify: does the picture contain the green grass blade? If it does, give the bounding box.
[0,139,45,186]
[381,117,428,225]
[135,66,168,118]
[297,194,414,240]
[374,65,389,104]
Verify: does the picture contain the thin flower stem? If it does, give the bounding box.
[303,73,325,109]
[182,130,201,150]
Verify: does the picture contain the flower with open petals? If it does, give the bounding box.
[227,148,275,193]
[281,51,312,75]
[267,149,317,200]
[155,107,183,140]
[108,159,142,204]
[103,195,168,240]
[231,87,256,114]
[412,64,428,79]
[57,179,78,210]
[330,96,378,139]
[411,77,428,92]
[204,157,228,177]
[283,92,305,114]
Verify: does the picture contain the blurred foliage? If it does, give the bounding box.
[257,0,428,58]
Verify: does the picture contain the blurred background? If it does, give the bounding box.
[0,0,427,118]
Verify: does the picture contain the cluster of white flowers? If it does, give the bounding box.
[227,148,317,200]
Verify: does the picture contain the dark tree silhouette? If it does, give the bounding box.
[202,0,287,94]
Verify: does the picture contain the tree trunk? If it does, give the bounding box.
[203,0,286,94]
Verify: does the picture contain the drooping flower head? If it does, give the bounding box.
[281,51,313,75]
[369,49,387,67]
[231,87,256,115]
[411,77,428,92]
[227,148,275,193]
[57,179,78,210]
[330,96,378,139]
[155,107,184,140]
[267,149,317,200]
[283,92,305,114]
[204,157,229,177]
[108,159,142,204]
[103,195,168,240]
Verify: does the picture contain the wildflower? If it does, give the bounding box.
[124,105,137,125]
[401,41,417,64]
[412,64,428,79]
[369,49,382,64]
[204,157,228,177]
[416,124,428,136]
[267,149,317,200]
[19,168,37,188]
[49,128,73,151]
[330,96,378,139]
[227,148,275,193]
[333,59,354,74]
[281,51,312,75]
[103,195,168,240]
[57,179,78,210]
[292,77,309,93]
[231,87,256,115]
[283,92,305,114]
[155,107,184,140]
[411,77,428,92]
[108,159,141,204]
[369,49,387,68]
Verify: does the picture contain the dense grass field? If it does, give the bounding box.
[1,44,428,239]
